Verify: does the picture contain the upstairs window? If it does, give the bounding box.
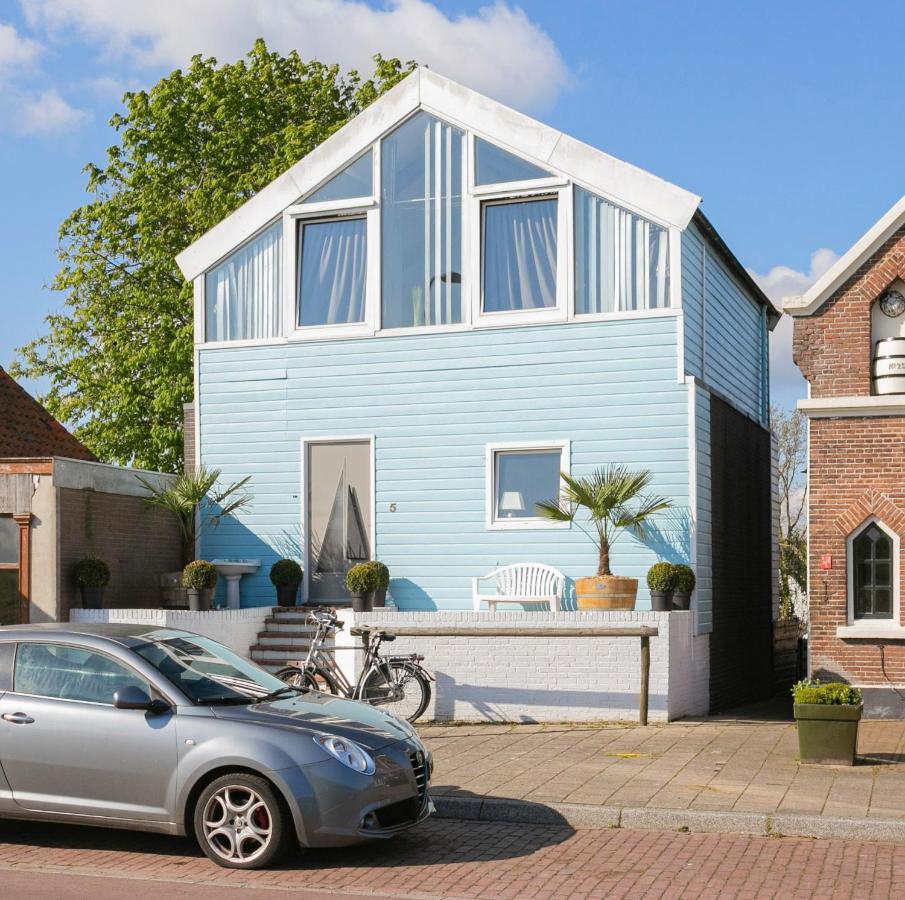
[475,138,552,186]
[381,112,464,329]
[852,522,894,620]
[204,222,282,342]
[482,197,558,313]
[297,217,367,327]
[574,187,670,314]
[305,151,373,204]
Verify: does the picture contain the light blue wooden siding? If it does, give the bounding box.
[681,221,767,426]
[198,316,691,609]
[694,384,713,634]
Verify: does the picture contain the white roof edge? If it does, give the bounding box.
[783,195,905,317]
[177,68,702,282]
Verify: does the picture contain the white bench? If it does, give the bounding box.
[472,563,566,612]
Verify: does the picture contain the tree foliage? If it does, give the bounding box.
[772,404,808,620]
[12,42,413,472]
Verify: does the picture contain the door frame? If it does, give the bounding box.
[300,435,375,604]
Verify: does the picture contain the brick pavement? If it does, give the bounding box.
[3,817,905,898]
[419,714,905,835]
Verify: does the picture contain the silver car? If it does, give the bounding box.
[0,624,433,869]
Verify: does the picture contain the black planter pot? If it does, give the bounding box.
[351,591,374,612]
[373,586,387,608]
[650,590,673,612]
[187,589,202,612]
[672,591,692,611]
[276,583,300,607]
[80,586,105,609]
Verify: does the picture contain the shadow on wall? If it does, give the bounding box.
[639,508,692,564]
[430,672,665,722]
[387,578,438,610]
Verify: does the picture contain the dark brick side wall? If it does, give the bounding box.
[58,488,182,619]
[709,396,774,712]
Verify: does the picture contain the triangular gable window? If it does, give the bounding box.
[305,150,373,203]
[475,137,551,186]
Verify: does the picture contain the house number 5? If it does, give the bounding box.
[389,503,397,512]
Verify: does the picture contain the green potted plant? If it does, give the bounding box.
[671,564,696,610]
[345,562,381,612]
[75,558,110,609]
[537,466,672,610]
[373,561,390,608]
[792,679,863,765]
[646,562,675,612]
[182,560,218,611]
[270,559,303,607]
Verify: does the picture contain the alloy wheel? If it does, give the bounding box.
[201,785,273,864]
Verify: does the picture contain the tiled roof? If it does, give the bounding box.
[0,367,96,461]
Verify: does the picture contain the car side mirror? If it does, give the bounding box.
[114,685,169,713]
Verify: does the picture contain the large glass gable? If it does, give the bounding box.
[475,138,552,186]
[305,150,373,204]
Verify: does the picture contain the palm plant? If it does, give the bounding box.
[536,466,672,577]
[138,466,252,565]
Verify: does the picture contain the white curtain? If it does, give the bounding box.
[205,222,282,341]
[298,218,367,326]
[575,187,670,314]
[483,198,557,312]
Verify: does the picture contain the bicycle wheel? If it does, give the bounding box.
[274,665,316,690]
[360,661,431,723]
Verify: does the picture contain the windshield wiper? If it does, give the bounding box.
[254,685,305,703]
[204,696,254,705]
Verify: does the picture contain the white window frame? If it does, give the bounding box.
[469,187,571,329]
[485,440,571,531]
[846,517,899,626]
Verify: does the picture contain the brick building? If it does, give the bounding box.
[0,367,181,624]
[786,196,905,715]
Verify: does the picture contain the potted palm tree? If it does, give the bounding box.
[538,466,672,610]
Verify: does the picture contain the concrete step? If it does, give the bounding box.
[250,645,309,662]
[258,635,311,648]
[263,619,317,633]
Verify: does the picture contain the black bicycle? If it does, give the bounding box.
[275,608,433,723]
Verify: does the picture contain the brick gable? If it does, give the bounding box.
[0,367,95,461]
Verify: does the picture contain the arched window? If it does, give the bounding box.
[851,521,894,620]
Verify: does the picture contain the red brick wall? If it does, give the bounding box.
[58,488,182,619]
[793,225,905,398]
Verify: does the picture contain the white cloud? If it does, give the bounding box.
[23,0,571,111]
[17,87,90,134]
[749,249,840,408]
[0,20,41,71]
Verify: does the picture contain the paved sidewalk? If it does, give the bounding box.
[419,709,905,840]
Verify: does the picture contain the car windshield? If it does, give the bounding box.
[132,633,294,704]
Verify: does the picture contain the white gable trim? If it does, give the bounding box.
[176,67,701,282]
[784,195,905,318]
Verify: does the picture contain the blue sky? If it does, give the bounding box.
[1,1,901,409]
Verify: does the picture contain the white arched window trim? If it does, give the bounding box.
[845,516,899,628]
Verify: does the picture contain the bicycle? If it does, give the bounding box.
[274,607,433,723]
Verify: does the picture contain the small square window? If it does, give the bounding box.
[488,444,568,528]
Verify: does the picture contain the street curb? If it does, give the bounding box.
[432,795,905,843]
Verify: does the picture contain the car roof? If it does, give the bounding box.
[0,622,200,647]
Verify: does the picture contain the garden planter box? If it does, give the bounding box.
[794,703,862,765]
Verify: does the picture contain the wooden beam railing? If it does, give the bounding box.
[351,624,659,725]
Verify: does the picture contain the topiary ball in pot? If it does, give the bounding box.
[671,564,696,610]
[183,560,218,611]
[372,561,390,608]
[270,559,303,607]
[75,557,110,610]
[345,562,381,612]
[646,561,675,612]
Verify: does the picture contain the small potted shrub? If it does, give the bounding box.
[792,679,863,765]
[672,564,696,610]
[346,562,380,612]
[270,559,303,607]
[373,561,390,608]
[646,562,675,612]
[75,558,110,609]
[182,560,218,611]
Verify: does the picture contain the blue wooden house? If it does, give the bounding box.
[176,69,777,699]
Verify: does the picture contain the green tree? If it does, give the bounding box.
[12,42,413,472]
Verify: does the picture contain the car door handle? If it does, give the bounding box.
[2,713,34,725]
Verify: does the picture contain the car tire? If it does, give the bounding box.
[193,772,294,869]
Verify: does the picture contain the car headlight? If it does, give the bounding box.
[314,734,376,776]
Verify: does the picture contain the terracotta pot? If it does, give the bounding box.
[574,576,638,610]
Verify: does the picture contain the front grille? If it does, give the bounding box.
[408,749,428,803]
[374,797,420,829]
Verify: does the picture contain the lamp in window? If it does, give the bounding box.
[499,491,525,518]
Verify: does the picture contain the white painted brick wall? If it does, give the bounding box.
[334,610,709,723]
[70,607,271,659]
